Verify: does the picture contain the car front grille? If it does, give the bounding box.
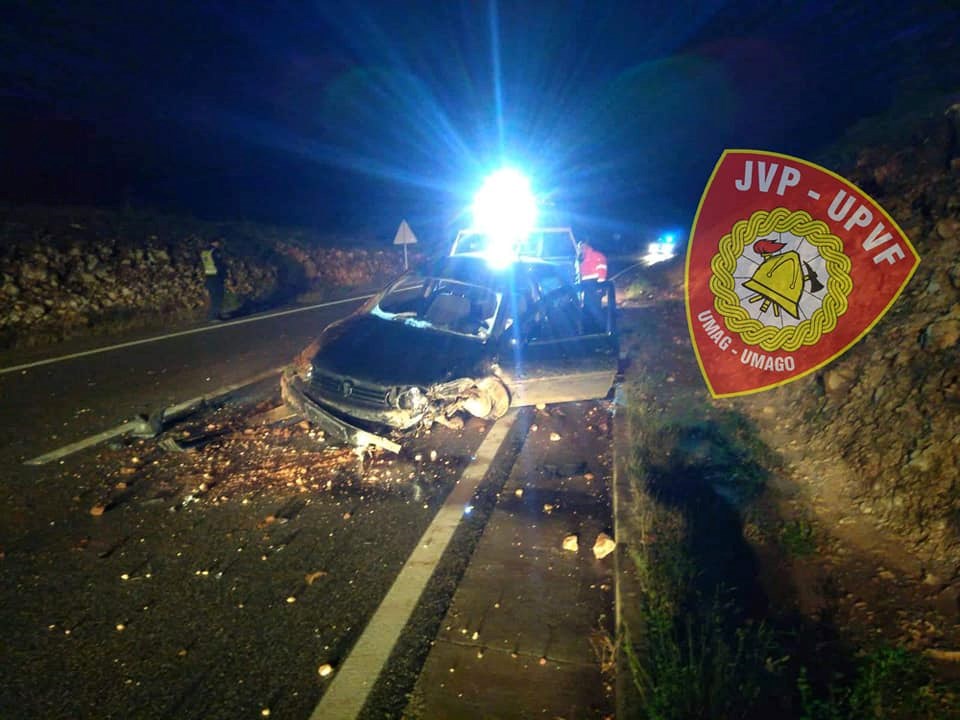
[310,372,390,407]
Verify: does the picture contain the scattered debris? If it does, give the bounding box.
[562,535,579,552]
[549,432,561,442]
[592,533,616,559]
[305,571,327,585]
[926,648,960,662]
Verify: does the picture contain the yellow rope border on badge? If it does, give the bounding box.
[709,207,852,352]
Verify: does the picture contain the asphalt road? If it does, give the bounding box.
[0,387,494,719]
[0,298,615,719]
[0,300,366,466]
[0,301,525,719]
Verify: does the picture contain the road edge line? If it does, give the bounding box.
[23,422,138,466]
[0,294,372,376]
[310,410,520,720]
[23,365,284,466]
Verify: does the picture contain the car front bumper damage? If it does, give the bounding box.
[280,368,401,454]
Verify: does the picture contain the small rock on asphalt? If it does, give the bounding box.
[562,535,579,552]
[593,533,616,559]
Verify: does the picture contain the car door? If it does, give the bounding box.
[495,278,619,407]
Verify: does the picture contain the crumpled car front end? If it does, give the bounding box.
[280,366,403,453]
[282,316,511,452]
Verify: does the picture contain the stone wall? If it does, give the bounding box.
[0,207,409,348]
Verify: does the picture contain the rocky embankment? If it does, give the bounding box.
[0,207,407,349]
[778,100,960,569]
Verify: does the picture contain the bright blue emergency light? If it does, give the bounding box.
[643,232,679,266]
[471,168,537,268]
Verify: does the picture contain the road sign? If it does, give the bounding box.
[685,149,919,398]
[394,219,417,269]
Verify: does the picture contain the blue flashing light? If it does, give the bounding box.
[643,231,680,266]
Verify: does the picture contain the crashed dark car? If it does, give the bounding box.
[281,253,618,452]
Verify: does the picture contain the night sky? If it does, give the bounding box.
[3,1,959,243]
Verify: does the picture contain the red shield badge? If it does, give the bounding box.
[686,150,920,398]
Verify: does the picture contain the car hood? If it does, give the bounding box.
[311,314,490,387]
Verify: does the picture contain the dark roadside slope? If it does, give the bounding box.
[613,97,960,719]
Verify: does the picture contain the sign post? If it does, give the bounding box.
[393,219,418,270]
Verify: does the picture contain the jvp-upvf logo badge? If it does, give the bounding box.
[686,150,919,397]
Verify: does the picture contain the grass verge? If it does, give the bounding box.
[618,371,958,719]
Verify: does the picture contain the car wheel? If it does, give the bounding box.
[462,376,510,420]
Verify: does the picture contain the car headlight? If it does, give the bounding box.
[396,387,428,412]
[294,338,321,380]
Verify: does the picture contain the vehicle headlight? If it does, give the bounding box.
[396,387,428,412]
[294,339,321,380]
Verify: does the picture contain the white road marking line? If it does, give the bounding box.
[310,410,520,720]
[23,421,140,466]
[0,294,373,376]
[23,366,284,466]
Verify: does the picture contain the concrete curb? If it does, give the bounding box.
[612,383,642,718]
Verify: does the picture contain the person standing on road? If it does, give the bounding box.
[577,239,608,332]
[201,239,225,321]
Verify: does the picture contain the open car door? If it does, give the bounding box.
[496,281,619,407]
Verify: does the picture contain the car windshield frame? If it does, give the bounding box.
[370,270,503,340]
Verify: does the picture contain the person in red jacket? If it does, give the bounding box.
[577,239,608,332]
